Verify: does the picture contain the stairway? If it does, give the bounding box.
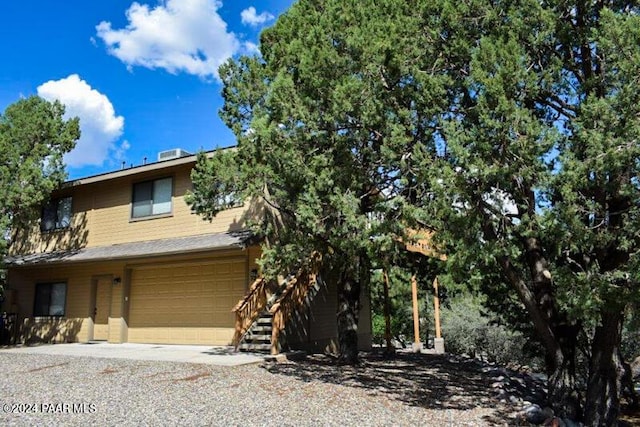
[235,270,322,353]
[236,275,290,353]
[236,311,274,352]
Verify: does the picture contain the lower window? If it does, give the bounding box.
[34,283,67,316]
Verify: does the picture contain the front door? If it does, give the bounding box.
[93,278,111,341]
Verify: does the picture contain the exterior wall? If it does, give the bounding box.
[10,160,261,256]
[4,247,258,345]
[108,280,124,344]
[6,261,125,344]
[4,247,372,350]
[285,277,373,353]
[3,153,373,350]
[126,255,246,345]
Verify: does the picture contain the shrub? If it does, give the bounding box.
[441,295,538,368]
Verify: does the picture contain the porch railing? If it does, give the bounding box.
[231,277,269,348]
[269,253,322,354]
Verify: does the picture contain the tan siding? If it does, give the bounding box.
[287,277,373,352]
[308,277,338,346]
[127,257,246,345]
[21,318,89,343]
[11,163,263,255]
[247,245,262,275]
[110,282,122,318]
[7,262,125,343]
[107,280,125,343]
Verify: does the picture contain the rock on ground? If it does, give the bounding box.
[0,351,550,426]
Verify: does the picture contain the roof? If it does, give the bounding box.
[5,230,253,267]
[64,147,232,188]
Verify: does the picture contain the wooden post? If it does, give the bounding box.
[233,313,242,347]
[271,311,281,355]
[411,275,422,352]
[433,276,441,339]
[382,269,394,355]
[433,276,445,353]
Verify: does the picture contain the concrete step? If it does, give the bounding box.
[249,323,273,333]
[243,336,271,344]
[238,342,271,352]
[245,330,271,338]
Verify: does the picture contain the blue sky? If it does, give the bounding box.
[0,0,294,179]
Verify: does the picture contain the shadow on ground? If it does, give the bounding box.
[201,347,242,356]
[262,350,544,425]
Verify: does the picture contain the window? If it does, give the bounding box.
[215,192,244,210]
[41,197,72,231]
[132,177,173,218]
[34,283,66,316]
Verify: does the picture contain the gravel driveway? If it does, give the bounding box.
[0,351,528,426]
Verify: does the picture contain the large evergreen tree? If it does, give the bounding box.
[189,0,448,363]
[0,96,80,259]
[189,0,639,422]
[411,1,640,423]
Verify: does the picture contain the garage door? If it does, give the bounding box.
[128,258,246,345]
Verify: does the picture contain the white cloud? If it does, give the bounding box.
[240,6,274,27]
[243,41,260,55]
[37,74,126,168]
[96,0,240,79]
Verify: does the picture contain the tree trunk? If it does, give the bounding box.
[521,238,582,419]
[336,262,361,364]
[546,323,581,420]
[619,349,638,409]
[382,269,394,356]
[584,309,624,427]
[500,253,582,419]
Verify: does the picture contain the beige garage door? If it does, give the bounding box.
[128,258,246,345]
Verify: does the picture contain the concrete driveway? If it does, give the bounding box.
[0,342,267,366]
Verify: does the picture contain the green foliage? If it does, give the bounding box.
[186,150,244,220]
[402,0,640,416]
[621,304,640,361]
[189,0,640,409]
[0,96,79,264]
[188,0,455,279]
[441,295,540,368]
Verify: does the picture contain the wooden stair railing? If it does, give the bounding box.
[233,253,323,354]
[231,277,269,348]
[269,254,322,355]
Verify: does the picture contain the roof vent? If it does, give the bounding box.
[157,148,192,162]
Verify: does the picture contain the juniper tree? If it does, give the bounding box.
[189,1,640,422]
[410,1,640,423]
[0,96,79,261]
[188,0,450,364]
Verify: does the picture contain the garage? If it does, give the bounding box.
[127,257,247,345]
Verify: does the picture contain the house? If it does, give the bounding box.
[2,149,372,353]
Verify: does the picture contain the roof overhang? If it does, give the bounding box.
[63,147,234,188]
[5,230,254,267]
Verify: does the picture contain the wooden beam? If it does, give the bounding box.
[433,276,442,339]
[403,228,447,260]
[411,275,420,345]
[382,269,394,354]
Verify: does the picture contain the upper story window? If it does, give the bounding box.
[132,177,173,219]
[34,282,67,316]
[41,197,72,232]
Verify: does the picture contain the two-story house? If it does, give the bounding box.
[2,149,372,353]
